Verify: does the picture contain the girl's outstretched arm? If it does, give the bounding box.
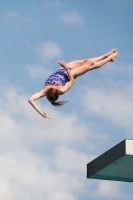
[28,90,51,119]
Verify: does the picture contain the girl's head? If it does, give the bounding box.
[46,88,68,107]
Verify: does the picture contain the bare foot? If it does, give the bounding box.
[110,51,118,62]
[106,48,117,58]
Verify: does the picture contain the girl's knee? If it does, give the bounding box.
[83,59,91,65]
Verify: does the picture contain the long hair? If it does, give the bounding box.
[46,88,68,107]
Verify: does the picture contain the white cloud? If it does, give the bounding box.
[61,11,84,25]
[0,81,92,200]
[4,11,36,25]
[5,11,19,19]
[43,0,61,8]
[0,78,128,200]
[0,151,80,200]
[92,181,124,198]
[25,63,52,79]
[100,62,133,79]
[81,80,133,134]
[52,146,95,173]
[36,41,62,61]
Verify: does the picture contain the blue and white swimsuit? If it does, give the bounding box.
[45,68,70,86]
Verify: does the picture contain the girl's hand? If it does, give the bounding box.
[39,111,51,119]
[57,61,67,69]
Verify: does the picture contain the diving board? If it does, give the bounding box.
[87,139,133,182]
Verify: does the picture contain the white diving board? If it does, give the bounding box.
[87,139,133,182]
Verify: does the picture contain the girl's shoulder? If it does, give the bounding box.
[56,85,65,95]
[43,84,56,94]
[41,86,47,96]
[44,84,65,95]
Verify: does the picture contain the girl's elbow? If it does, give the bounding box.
[28,98,32,103]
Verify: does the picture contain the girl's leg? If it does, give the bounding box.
[70,51,118,78]
[92,51,118,69]
[67,49,117,69]
[89,48,117,63]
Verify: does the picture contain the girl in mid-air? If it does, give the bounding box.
[28,49,118,119]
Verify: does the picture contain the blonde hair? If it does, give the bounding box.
[46,88,68,107]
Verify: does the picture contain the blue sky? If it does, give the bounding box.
[0,0,133,199]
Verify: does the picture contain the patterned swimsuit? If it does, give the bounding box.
[45,68,70,86]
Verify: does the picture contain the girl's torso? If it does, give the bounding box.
[45,68,70,86]
[43,68,70,95]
